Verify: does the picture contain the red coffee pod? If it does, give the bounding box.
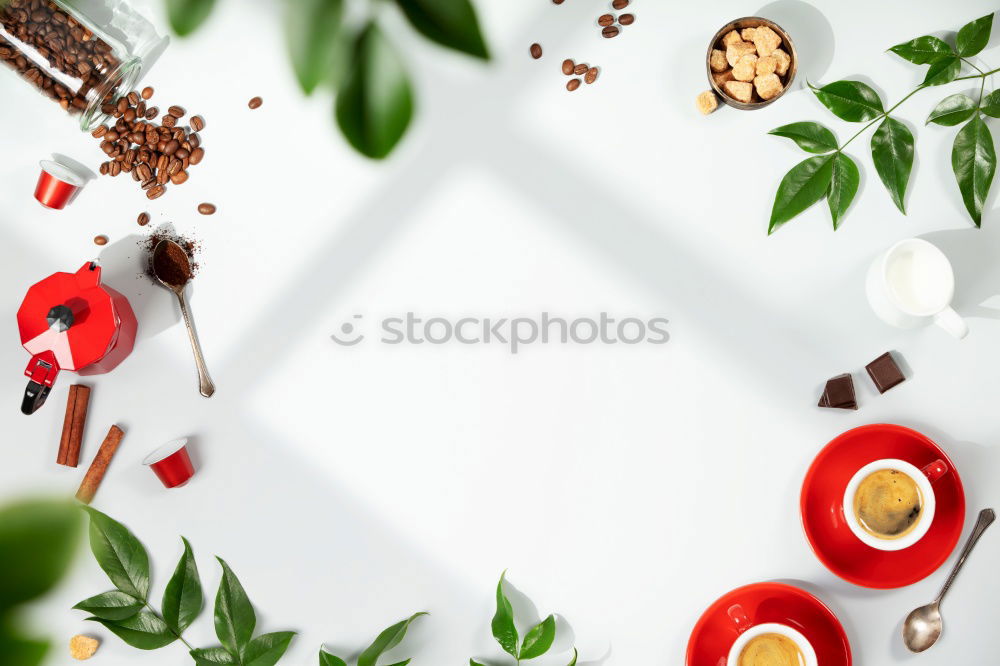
[35,159,86,210]
[143,438,195,488]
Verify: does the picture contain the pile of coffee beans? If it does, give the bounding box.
[92,86,206,200]
[561,59,599,91]
[599,0,635,39]
[0,0,122,114]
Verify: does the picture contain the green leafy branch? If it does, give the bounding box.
[74,507,295,665]
[319,612,426,666]
[164,0,490,159]
[768,12,1000,234]
[471,571,578,666]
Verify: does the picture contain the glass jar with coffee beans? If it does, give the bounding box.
[0,0,167,130]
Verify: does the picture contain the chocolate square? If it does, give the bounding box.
[818,373,857,410]
[866,352,905,394]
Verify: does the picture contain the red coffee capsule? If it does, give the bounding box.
[143,438,195,488]
[35,160,86,209]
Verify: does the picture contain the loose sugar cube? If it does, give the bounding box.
[696,90,719,115]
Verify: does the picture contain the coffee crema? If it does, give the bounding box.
[738,633,806,666]
[853,468,922,539]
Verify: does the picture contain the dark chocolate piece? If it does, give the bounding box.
[819,373,857,410]
[866,352,905,394]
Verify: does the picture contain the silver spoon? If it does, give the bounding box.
[902,507,995,652]
[152,239,216,397]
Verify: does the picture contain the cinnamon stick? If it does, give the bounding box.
[57,385,90,467]
[75,425,125,504]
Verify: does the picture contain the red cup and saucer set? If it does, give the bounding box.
[687,424,966,665]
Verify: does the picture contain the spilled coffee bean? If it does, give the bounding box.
[248,96,263,110]
[530,43,543,59]
[197,202,216,215]
[567,78,581,91]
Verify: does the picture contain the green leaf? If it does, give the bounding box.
[162,537,203,635]
[567,648,579,666]
[0,499,80,612]
[244,631,295,666]
[214,558,256,657]
[871,117,915,213]
[73,590,143,621]
[469,661,487,666]
[952,115,997,226]
[981,90,1000,118]
[827,152,860,229]
[0,630,49,666]
[768,155,836,234]
[811,81,884,122]
[87,611,176,650]
[957,13,994,57]
[335,23,414,159]
[166,0,217,37]
[927,94,978,126]
[393,0,489,59]
[384,661,411,666]
[191,647,238,665]
[358,612,427,666]
[491,572,519,659]
[320,650,349,666]
[923,56,961,86]
[82,507,150,601]
[286,0,344,94]
[520,614,556,660]
[888,35,954,64]
[768,122,838,153]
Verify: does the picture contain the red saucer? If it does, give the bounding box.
[686,582,851,666]
[801,424,965,589]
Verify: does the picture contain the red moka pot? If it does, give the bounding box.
[17,262,137,414]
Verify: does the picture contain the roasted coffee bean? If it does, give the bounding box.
[123,108,136,123]
[109,161,121,176]
[156,169,169,185]
[167,105,185,118]
[137,212,150,226]
[116,97,128,114]
[182,157,190,170]
[131,131,145,144]
[188,133,201,149]
[602,25,620,38]
[157,140,168,153]
[553,0,564,4]
[574,63,588,75]
[163,139,180,156]
[127,91,140,106]
[145,106,159,119]
[562,59,575,75]
[141,177,157,190]
[141,86,154,100]
[598,14,615,26]
[99,162,109,175]
[167,158,182,176]
[197,202,216,215]
[162,114,176,127]
[530,43,542,59]
[94,235,108,246]
[190,115,205,131]
[618,13,634,25]
[170,170,189,185]
[567,78,581,91]
[131,169,141,181]
[612,0,629,8]
[172,128,185,141]
[137,163,152,181]
[91,125,108,138]
[248,96,263,109]
[146,185,166,200]
[175,147,190,160]
[585,67,599,84]
[105,129,119,141]
[157,154,170,171]
[136,102,146,116]
[101,141,115,155]
[189,147,204,165]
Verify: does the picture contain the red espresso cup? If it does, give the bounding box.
[143,438,195,488]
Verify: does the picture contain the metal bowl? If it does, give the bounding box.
[706,16,797,110]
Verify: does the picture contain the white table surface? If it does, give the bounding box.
[2,1,1000,664]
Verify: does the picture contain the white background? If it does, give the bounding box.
[2,0,1000,664]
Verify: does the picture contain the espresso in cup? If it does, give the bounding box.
[738,632,806,666]
[853,468,923,540]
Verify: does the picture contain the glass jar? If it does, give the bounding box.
[0,0,168,130]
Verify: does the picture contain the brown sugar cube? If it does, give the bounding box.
[733,54,758,81]
[70,635,100,660]
[752,25,782,57]
[710,49,728,73]
[754,73,783,100]
[740,27,757,42]
[756,55,777,76]
[696,90,719,115]
[712,69,735,86]
[726,40,757,67]
[772,48,791,76]
[723,80,753,103]
[721,29,743,48]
